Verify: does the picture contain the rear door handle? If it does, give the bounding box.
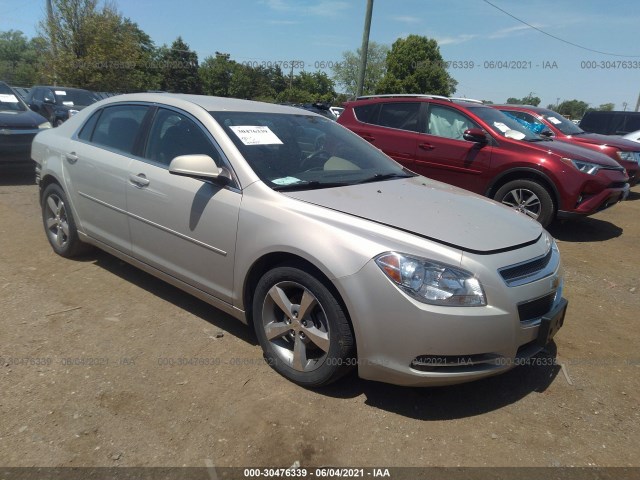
[361,134,375,143]
[65,152,78,164]
[418,143,435,150]
[129,173,150,188]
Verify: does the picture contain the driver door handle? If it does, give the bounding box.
[418,143,435,150]
[129,173,150,188]
[65,152,78,164]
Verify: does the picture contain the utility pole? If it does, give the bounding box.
[635,91,640,112]
[356,0,374,98]
[47,0,57,85]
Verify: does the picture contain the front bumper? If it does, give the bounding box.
[558,182,629,219]
[335,237,565,387]
[0,129,39,168]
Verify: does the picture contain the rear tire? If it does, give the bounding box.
[41,183,88,257]
[253,266,355,387]
[494,179,555,227]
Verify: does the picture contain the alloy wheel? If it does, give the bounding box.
[44,193,70,249]
[501,188,542,220]
[261,281,330,372]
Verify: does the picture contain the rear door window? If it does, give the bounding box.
[90,105,149,155]
[376,102,421,132]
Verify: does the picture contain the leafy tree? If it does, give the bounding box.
[277,71,336,103]
[39,0,160,91]
[597,103,615,111]
[506,94,541,106]
[556,99,590,119]
[199,54,287,101]
[159,37,200,94]
[376,35,456,96]
[331,41,388,97]
[199,52,234,97]
[0,30,46,85]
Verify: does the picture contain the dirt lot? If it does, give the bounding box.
[0,170,639,470]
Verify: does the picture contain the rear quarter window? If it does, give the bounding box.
[353,103,379,123]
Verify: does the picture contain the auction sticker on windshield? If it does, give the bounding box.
[229,125,283,145]
[0,94,19,103]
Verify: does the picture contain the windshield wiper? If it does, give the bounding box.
[525,138,546,142]
[272,180,350,192]
[355,172,414,184]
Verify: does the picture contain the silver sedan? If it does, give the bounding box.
[32,93,567,387]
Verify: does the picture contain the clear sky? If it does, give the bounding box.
[2,0,639,110]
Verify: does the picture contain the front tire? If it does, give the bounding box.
[494,179,555,227]
[41,183,87,257]
[253,266,355,387]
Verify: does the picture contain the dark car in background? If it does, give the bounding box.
[579,110,640,136]
[289,102,337,120]
[0,81,51,169]
[25,86,99,126]
[495,105,640,185]
[10,86,31,101]
[338,94,629,227]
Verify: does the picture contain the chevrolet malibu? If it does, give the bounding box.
[32,93,567,387]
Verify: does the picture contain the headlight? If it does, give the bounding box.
[38,121,52,129]
[68,109,80,118]
[617,151,634,162]
[564,158,600,175]
[375,252,486,306]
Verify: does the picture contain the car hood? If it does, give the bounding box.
[525,138,621,167]
[570,132,640,151]
[283,176,542,254]
[0,108,48,128]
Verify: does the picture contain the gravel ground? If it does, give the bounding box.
[0,171,639,471]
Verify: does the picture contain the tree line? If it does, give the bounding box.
[0,0,459,104]
[0,0,618,114]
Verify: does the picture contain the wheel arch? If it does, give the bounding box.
[241,252,354,340]
[485,167,561,210]
[39,173,64,202]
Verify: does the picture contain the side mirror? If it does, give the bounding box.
[463,128,488,144]
[43,96,55,104]
[169,154,232,184]
[539,129,554,138]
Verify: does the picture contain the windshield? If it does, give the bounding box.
[54,89,98,107]
[210,111,413,190]
[538,108,584,135]
[467,106,541,141]
[0,83,27,112]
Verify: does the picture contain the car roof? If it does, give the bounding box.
[97,93,321,115]
[493,104,547,112]
[345,94,492,110]
[34,85,96,94]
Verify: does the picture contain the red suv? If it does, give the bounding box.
[338,95,629,226]
[494,104,640,185]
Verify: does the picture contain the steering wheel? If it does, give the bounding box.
[300,150,331,171]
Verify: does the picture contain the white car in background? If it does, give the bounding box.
[622,129,640,144]
[329,106,344,118]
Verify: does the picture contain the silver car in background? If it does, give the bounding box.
[32,93,567,387]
